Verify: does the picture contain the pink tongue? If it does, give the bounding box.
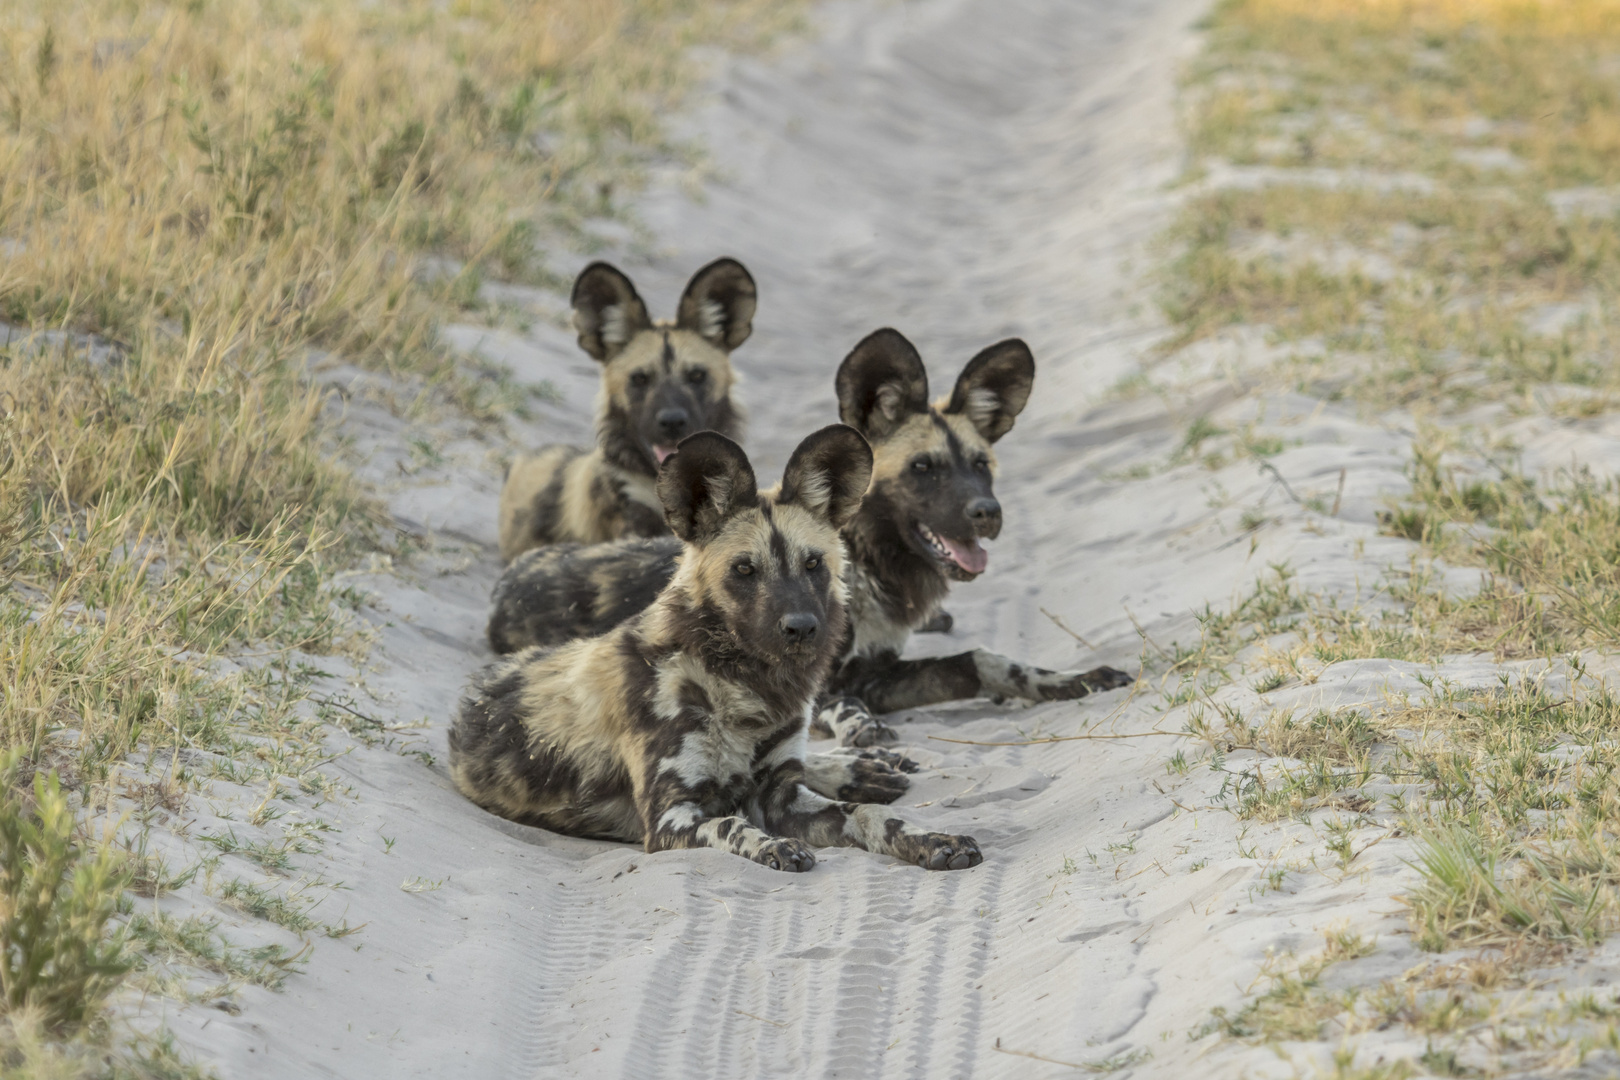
[941,536,988,573]
[653,445,676,465]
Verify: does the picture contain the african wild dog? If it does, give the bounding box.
[496,258,756,562]
[809,328,1133,743]
[452,426,980,871]
[484,328,1133,748]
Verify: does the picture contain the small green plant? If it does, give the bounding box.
[1182,416,1224,453]
[0,753,132,1031]
[1323,818,1358,870]
[127,910,309,992]
[216,878,316,933]
[1251,670,1287,694]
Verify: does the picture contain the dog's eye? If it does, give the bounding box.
[629,371,651,388]
[804,555,820,571]
[911,459,931,473]
[686,368,707,385]
[974,456,990,471]
[734,561,754,576]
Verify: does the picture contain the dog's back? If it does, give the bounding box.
[487,536,680,653]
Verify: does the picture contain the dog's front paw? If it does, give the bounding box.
[844,712,898,748]
[1037,665,1135,701]
[856,746,920,774]
[906,833,983,871]
[818,697,898,747]
[1082,665,1135,692]
[836,757,909,804]
[753,837,816,873]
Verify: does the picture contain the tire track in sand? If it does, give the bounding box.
[512,884,628,1077]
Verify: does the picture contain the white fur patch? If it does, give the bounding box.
[787,784,835,816]
[599,303,632,351]
[695,298,726,343]
[660,731,717,787]
[758,724,807,769]
[795,469,833,517]
[656,803,703,833]
[965,386,1000,430]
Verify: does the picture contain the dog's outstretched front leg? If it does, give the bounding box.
[641,740,814,871]
[970,650,1135,704]
[837,650,1134,713]
[757,780,982,871]
[642,799,816,872]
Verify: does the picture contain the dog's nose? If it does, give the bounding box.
[965,497,1001,527]
[656,408,690,437]
[780,612,819,644]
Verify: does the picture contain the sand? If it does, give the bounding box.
[116,0,1620,1075]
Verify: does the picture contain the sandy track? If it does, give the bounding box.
[155,1,1470,1076]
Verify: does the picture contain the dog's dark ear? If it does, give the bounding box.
[835,328,929,441]
[779,425,873,530]
[676,258,757,351]
[571,262,652,362]
[945,339,1035,443]
[658,432,759,544]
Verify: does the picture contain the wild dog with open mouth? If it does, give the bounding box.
[485,328,1133,748]
[453,426,981,871]
[497,258,756,562]
[810,328,1133,742]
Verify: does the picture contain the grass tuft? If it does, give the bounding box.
[0,751,130,1034]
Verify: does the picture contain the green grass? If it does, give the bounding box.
[1169,1,1620,1075]
[1164,0,1620,417]
[0,754,130,1030]
[127,911,308,996]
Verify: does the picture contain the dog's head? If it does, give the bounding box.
[836,328,1034,583]
[657,426,872,669]
[571,258,756,476]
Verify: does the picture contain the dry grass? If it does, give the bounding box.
[0,0,804,767]
[1166,0,1620,414]
[0,0,805,1071]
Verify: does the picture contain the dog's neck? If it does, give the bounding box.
[842,498,952,631]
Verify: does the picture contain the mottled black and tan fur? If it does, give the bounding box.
[811,328,1132,742]
[484,328,1132,746]
[497,258,755,561]
[453,426,979,871]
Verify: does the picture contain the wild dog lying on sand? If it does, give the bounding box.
[497,258,756,562]
[453,427,981,871]
[485,328,1133,748]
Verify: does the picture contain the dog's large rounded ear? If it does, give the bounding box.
[835,329,929,441]
[779,425,873,530]
[676,258,757,352]
[945,339,1035,443]
[571,262,652,362]
[657,431,759,545]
